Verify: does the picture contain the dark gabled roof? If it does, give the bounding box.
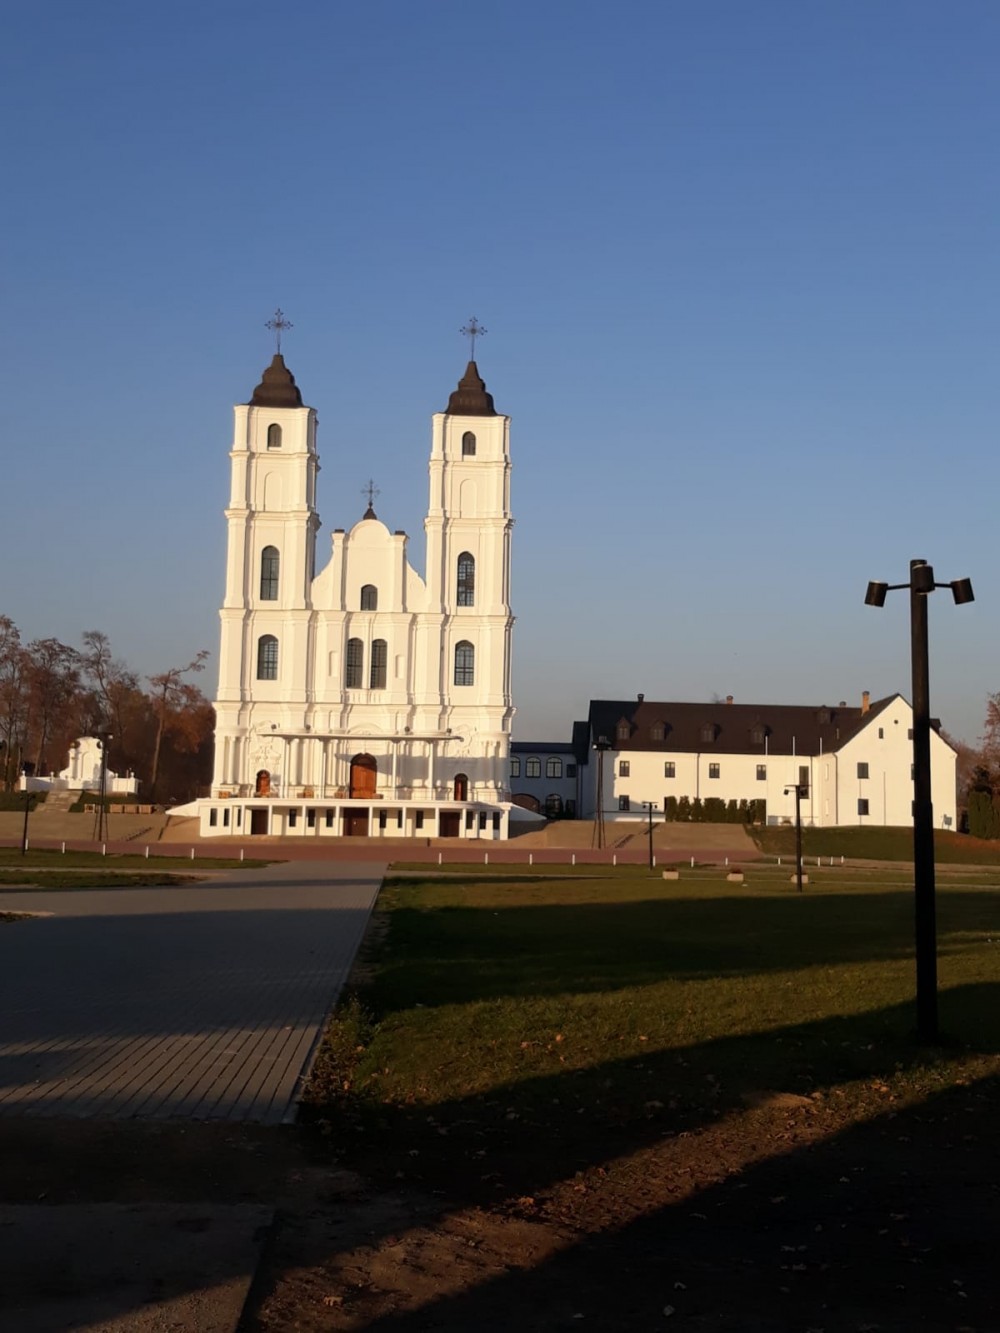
[586,696,899,756]
[511,741,576,755]
[445,361,497,416]
[250,354,303,408]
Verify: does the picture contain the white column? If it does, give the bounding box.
[391,740,398,797]
[427,740,436,797]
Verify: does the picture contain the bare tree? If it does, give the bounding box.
[23,638,81,775]
[81,630,141,757]
[0,617,27,789]
[147,651,209,798]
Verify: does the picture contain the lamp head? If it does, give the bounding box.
[864,581,888,607]
[911,562,936,595]
[951,577,975,605]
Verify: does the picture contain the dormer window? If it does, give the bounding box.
[700,723,716,744]
[462,431,476,456]
[650,723,665,741]
[751,725,766,745]
[266,423,282,450]
[616,721,630,742]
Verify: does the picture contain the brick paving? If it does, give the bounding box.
[0,861,383,1123]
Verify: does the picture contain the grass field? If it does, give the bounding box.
[750,822,1000,863]
[307,863,1000,1128]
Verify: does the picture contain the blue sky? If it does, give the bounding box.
[2,1,997,743]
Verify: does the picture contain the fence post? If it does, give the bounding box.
[102,843,106,856]
[690,856,694,868]
[613,853,617,867]
[240,847,245,863]
[61,841,65,855]
[144,846,149,859]
[529,852,533,866]
[190,848,195,860]
[484,852,489,866]
[572,853,576,866]
[438,851,442,866]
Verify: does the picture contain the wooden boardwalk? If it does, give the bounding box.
[0,861,383,1123]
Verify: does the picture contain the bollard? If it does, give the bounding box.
[613,853,617,867]
[484,852,489,866]
[61,841,66,855]
[841,855,844,865]
[690,856,695,868]
[529,852,533,866]
[438,851,442,866]
[144,846,149,859]
[240,847,245,863]
[572,853,576,866]
[190,848,195,860]
[653,854,656,868]
[777,856,781,866]
[102,843,106,856]
[817,857,821,867]
[725,856,729,866]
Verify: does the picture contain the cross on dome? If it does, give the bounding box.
[459,317,487,360]
[265,308,293,353]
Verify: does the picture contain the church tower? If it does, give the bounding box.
[213,347,318,790]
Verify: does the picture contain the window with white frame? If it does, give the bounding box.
[664,761,675,778]
[708,762,720,778]
[546,757,563,778]
[526,757,540,778]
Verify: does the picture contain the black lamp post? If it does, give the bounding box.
[642,800,656,870]
[865,558,974,1043]
[783,783,807,892]
[592,735,610,850]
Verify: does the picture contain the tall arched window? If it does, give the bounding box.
[266,423,282,450]
[546,757,563,778]
[462,431,476,457]
[457,552,475,607]
[256,635,278,680]
[360,584,378,611]
[454,640,475,686]
[370,639,387,689]
[346,638,364,688]
[260,546,280,600]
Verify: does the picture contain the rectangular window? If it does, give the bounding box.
[370,639,387,689]
[345,639,364,688]
[857,762,869,779]
[307,809,316,828]
[415,810,424,829]
[799,765,809,793]
[911,764,915,780]
[756,764,766,781]
[908,728,913,740]
[709,763,720,779]
[379,810,387,829]
[289,809,297,828]
[664,761,675,778]
[878,727,884,739]
[209,808,217,827]
[858,798,869,816]
[566,763,577,778]
[223,808,230,826]
[510,757,521,778]
[618,795,630,811]
[619,760,630,777]
[236,808,242,827]
[325,809,333,828]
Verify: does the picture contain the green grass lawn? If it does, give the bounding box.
[0,870,199,889]
[751,822,1000,863]
[306,865,1000,1133]
[0,848,269,872]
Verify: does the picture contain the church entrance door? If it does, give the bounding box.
[439,811,461,838]
[349,754,377,799]
[344,810,369,837]
[255,770,271,797]
[250,808,269,835]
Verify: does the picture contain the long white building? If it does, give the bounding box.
[192,345,515,839]
[578,692,957,830]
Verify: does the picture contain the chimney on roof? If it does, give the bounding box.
[726,694,734,705]
[839,700,846,707]
[861,690,871,715]
[637,692,644,703]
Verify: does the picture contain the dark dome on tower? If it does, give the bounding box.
[250,354,303,408]
[445,361,497,416]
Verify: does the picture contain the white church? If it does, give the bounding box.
[190,334,515,839]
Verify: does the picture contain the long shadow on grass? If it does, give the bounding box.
[338,1068,1000,1332]
[273,984,1000,1332]
[372,888,1000,1008]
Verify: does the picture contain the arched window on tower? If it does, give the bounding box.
[256,635,278,680]
[462,431,476,457]
[345,638,364,688]
[260,546,279,600]
[266,423,282,450]
[457,552,475,607]
[370,639,387,689]
[454,640,475,686]
[360,584,378,611]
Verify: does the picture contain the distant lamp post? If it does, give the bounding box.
[592,735,611,850]
[21,787,32,857]
[782,783,808,893]
[864,558,974,1043]
[642,800,657,870]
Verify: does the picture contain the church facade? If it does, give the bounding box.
[191,345,515,839]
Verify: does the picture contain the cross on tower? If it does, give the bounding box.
[361,479,380,517]
[265,308,293,353]
[459,316,487,359]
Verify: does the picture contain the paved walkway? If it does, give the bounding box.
[0,860,383,1123]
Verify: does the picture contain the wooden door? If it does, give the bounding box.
[344,810,369,837]
[349,754,377,799]
[250,808,269,835]
[439,811,461,838]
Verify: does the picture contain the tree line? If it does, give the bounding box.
[951,693,1000,839]
[0,617,212,803]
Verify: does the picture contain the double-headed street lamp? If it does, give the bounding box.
[864,558,974,1043]
[783,782,808,893]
